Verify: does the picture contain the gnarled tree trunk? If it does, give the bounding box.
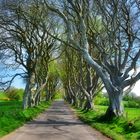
[83,95,93,111]
[105,89,123,119]
[23,73,35,109]
[23,77,32,109]
[23,83,30,109]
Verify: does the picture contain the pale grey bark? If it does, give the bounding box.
[45,0,140,117]
[23,74,34,109]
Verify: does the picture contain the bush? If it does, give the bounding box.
[124,100,140,108]
[94,94,109,106]
[54,91,63,100]
[5,88,21,100]
[123,95,133,101]
[123,94,140,108]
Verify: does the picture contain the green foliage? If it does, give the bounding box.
[124,100,140,108]
[0,92,6,98]
[0,92,9,101]
[5,88,24,101]
[123,95,133,101]
[48,61,59,77]
[95,93,140,108]
[123,95,140,108]
[53,91,63,100]
[0,101,51,137]
[94,93,109,106]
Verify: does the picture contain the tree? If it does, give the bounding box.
[45,0,140,118]
[59,43,102,111]
[0,1,59,108]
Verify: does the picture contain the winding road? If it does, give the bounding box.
[0,100,111,140]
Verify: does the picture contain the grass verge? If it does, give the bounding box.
[75,106,140,140]
[0,101,51,137]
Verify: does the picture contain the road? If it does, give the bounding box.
[0,100,111,140]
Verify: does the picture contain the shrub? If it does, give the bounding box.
[94,95,109,106]
[124,100,140,108]
[123,94,140,108]
[5,88,20,100]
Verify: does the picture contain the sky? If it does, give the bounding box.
[131,80,140,96]
[12,76,25,89]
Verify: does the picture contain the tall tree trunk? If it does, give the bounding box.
[22,78,32,109]
[105,89,123,119]
[68,85,76,106]
[79,93,85,108]
[82,51,124,118]
[23,83,30,109]
[46,89,50,101]
[83,95,93,111]
[35,92,40,106]
[79,84,93,110]
[64,86,72,104]
[22,74,35,109]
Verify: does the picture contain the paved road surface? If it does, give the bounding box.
[0,100,111,140]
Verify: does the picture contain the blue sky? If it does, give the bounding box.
[12,76,25,89]
[0,63,26,89]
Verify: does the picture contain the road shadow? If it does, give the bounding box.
[27,118,83,127]
[27,101,83,127]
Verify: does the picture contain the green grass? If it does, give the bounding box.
[95,105,140,120]
[0,101,51,137]
[0,92,9,101]
[125,108,140,120]
[75,105,140,140]
[0,92,5,98]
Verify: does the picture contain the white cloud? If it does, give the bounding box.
[128,67,140,96]
[132,80,140,96]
